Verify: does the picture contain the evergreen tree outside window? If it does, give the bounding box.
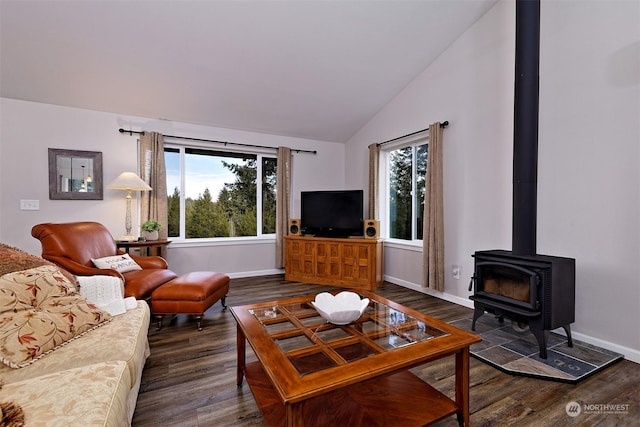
[415,144,428,240]
[262,157,277,234]
[387,141,428,241]
[165,146,277,239]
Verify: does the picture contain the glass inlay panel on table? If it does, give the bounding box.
[299,314,325,327]
[249,306,282,321]
[373,332,416,350]
[281,302,316,316]
[264,320,297,334]
[313,327,351,343]
[360,319,388,334]
[333,342,376,362]
[399,322,447,342]
[276,334,313,352]
[289,351,338,375]
[371,318,448,350]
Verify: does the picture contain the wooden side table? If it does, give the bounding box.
[116,239,171,257]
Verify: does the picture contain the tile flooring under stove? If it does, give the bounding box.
[449,316,624,383]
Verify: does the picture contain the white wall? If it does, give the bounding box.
[0,98,345,276]
[346,0,640,361]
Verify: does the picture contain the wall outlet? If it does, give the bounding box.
[20,199,40,210]
[452,265,461,279]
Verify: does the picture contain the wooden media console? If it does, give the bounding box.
[284,236,383,290]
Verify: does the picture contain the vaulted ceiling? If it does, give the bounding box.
[1,0,497,143]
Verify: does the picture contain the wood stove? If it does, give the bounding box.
[469,0,576,359]
[470,250,575,359]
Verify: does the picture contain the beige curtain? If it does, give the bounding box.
[139,131,168,257]
[368,143,380,220]
[275,147,292,268]
[422,122,445,290]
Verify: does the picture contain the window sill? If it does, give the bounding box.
[167,236,276,248]
[383,239,423,252]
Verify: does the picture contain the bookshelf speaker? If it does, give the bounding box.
[364,219,379,239]
[288,218,301,236]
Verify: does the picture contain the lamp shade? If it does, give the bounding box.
[106,172,152,191]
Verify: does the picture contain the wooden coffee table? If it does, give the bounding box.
[231,291,481,427]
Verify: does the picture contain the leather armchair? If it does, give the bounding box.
[31,221,177,300]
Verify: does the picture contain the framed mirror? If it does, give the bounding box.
[48,149,103,200]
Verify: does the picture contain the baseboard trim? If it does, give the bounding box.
[383,275,474,309]
[565,331,640,364]
[227,269,284,279]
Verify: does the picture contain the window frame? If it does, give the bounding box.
[379,133,429,246]
[164,140,278,243]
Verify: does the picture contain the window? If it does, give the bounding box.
[385,138,428,242]
[165,145,277,239]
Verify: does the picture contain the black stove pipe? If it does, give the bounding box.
[512,0,541,255]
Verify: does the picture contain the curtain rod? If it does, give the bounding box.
[118,128,317,154]
[376,120,449,147]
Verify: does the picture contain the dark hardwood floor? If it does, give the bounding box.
[133,275,639,426]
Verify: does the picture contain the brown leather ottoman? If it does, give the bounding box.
[151,271,230,331]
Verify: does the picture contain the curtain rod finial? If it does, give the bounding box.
[441,121,449,127]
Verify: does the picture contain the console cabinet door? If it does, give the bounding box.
[341,242,373,285]
[315,241,342,280]
[286,238,315,277]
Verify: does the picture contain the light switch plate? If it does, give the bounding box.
[20,200,40,210]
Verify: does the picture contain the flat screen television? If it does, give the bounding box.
[301,190,364,238]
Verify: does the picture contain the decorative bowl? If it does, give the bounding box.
[310,291,370,325]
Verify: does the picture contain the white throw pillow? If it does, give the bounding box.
[91,254,142,273]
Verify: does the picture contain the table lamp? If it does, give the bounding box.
[107,172,152,241]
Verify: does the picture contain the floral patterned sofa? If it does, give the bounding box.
[0,243,150,426]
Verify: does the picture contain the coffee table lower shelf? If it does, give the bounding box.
[244,361,459,427]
